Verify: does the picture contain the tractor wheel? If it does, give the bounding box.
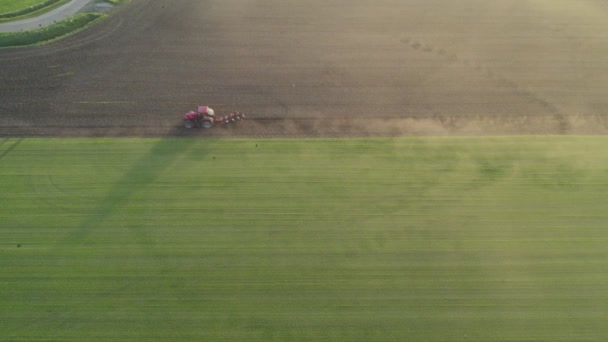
[184,121,194,129]
[202,120,213,129]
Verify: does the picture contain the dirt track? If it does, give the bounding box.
[2,0,608,137]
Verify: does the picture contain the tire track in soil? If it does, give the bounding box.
[0,2,582,137]
[0,112,586,138]
[399,36,570,134]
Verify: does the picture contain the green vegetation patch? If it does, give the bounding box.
[2,136,608,340]
[0,0,46,14]
[0,12,105,47]
[0,0,64,19]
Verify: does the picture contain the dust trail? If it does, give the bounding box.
[1,114,606,138]
[400,34,571,134]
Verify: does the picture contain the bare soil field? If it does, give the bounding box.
[2,0,608,137]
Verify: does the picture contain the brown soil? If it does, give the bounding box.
[2,0,608,137]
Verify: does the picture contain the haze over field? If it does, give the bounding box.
[3,137,608,340]
[3,1,608,340]
[1,0,608,135]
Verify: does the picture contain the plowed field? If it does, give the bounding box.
[2,0,608,137]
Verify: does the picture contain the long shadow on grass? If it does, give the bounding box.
[60,132,206,246]
[4,133,209,340]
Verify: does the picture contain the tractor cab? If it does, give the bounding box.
[198,106,215,117]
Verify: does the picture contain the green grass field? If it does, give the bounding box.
[2,137,608,340]
[0,0,47,14]
[0,0,69,21]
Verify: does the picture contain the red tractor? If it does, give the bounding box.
[183,105,245,129]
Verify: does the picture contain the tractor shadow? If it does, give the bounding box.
[4,129,211,340]
[60,127,209,247]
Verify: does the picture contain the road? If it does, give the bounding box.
[1,0,608,137]
[0,0,96,32]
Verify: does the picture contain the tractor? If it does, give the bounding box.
[182,105,245,129]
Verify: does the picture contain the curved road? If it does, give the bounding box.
[0,0,96,32]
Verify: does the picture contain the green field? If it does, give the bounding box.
[0,13,105,47]
[0,0,47,14]
[0,0,69,21]
[2,137,608,340]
